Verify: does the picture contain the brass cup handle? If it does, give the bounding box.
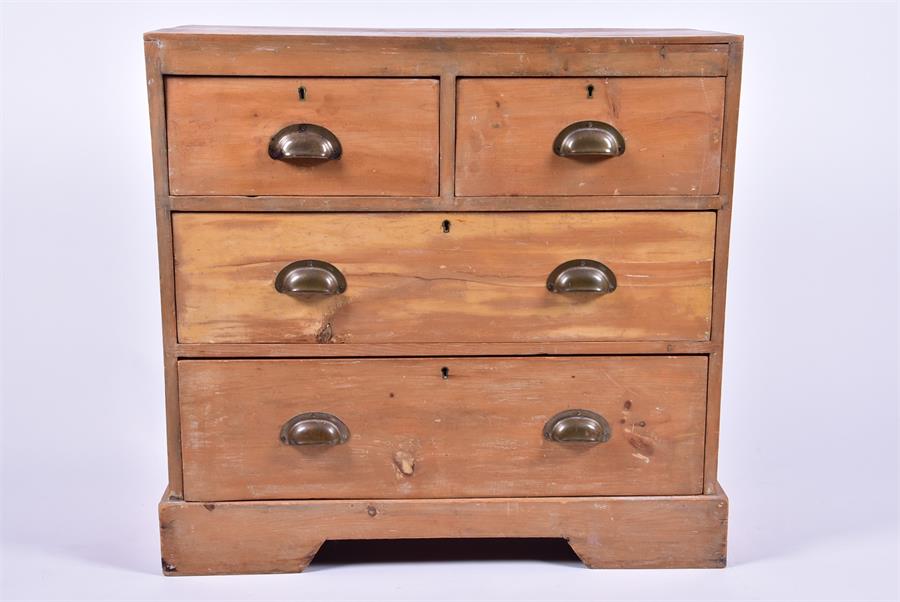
[553,121,625,157]
[546,259,617,295]
[543,410,611,444]
[268,124,342,161]
[280,412,350,446]
[275,260,347,297]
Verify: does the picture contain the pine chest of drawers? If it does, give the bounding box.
[145,26,742,575]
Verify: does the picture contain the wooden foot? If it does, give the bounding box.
[159,484,728,575]
[160,501,324,575]
[566,484,728,569]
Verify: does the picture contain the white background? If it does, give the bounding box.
[1,1,897,600]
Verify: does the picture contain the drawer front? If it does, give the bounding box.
[173,212,715,344]
[456,77,725,196]
[179,356,707,500]
[166,77,439,196]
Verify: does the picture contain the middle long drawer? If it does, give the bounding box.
[173,212,715,344]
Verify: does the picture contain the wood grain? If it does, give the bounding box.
[145,28,732,78]
[173,340,718,358]
[147,26,740,40]
[173,212,715,344]
[145,40,184,497]
[159,483,728,574]
[456,77,725,197]
[178,356,707,501]
[167,194,724,212]
[439,72,457,199]
[166,77,439,196]
[704,39,743,492]
[146,27,742,574]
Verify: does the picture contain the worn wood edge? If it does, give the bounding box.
[159,483,728,575]
[145,26,741,42]
[168,195,723,212]
[172,341,719,359]
[146,41,184,497]
[703,39,742,493]
[156,209,181,497]
[145,44,170,203]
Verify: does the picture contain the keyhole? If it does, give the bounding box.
[441,367,450,379]
[586,84,594,99]
[441,219,451,233]
[298,86,307,101]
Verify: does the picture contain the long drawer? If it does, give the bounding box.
[173,212,715,344]
[179,356,708,501]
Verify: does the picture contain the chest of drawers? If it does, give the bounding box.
[145,27,742,575]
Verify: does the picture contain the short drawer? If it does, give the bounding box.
[173,212,715,344]
[456,77,725,196]
[179,356,707,500]
[166,77,439,196]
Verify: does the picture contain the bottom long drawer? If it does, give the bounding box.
[178,356,708,501]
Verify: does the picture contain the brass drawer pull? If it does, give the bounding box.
[280,412,350,446]
[543,410,611,444]
[546,259,617,295]
[275,260,347,297]
[268,124,342,161]
[553,121,625,157]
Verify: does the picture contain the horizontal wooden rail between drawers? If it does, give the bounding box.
[172,341,719,358]
[165,195,724,212]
